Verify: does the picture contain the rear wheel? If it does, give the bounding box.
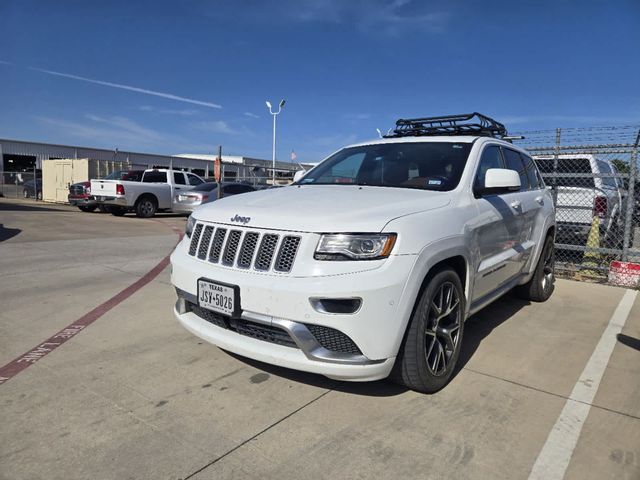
[110,206,127,216]
[97,204,109,213]
[79,205,97,212]
[392,268,465,393]
[135,196,157,218]
[515,234,555,302]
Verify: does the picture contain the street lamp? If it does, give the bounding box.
[266,99,285,185]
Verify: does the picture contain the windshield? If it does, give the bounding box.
[299,142,472,191]
[192,182,218,192]
[104,170,125,180]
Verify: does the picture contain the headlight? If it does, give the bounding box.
[185,215,196,238]
[315,233,397,261]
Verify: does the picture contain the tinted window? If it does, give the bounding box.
[597,161,617,189]
[535,158,595,188]
[474,146,503,189]
[301,142,473,191]
[104,170,126,180]
[142,171,167,183]
[173,172,186,185]
[123,170,144,181]
[224,184,255,195]
[503,149,529,190]
[187,173,203,186]
[521,154,543,189]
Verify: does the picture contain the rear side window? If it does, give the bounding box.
[503,148,529,191]
[520,154,543,190]
[474,145,503,189]
[187,173,203,186]
[142,171,167,183]
[535,158,595,188]
[173,172,186,185]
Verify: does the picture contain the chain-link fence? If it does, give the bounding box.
[0,171,42,200]
[514,126,640,288]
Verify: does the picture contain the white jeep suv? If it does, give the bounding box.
[170,113,556,393]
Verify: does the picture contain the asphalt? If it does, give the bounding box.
[0,197,639,480]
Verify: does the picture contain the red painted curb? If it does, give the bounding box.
[0,221,184,386]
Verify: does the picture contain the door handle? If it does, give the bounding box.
[535,196,544,205]
[510,200,522,209]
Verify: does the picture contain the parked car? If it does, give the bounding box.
[91,169,205,217]
[171,113,556,393]
[22,178,42,200]
[173,182,256,214]
[534,155,627,248]
[70,170,145,212]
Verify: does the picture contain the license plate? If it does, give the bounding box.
[197,279,239,317]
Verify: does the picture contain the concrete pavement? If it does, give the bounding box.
[1,197,638,480]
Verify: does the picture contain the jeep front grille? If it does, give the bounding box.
[188,222,301,274]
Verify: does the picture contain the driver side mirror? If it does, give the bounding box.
[476,168,521,196]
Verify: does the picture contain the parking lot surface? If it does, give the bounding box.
[1,198,639,480]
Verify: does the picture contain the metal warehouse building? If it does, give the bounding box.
[0,138,304,184]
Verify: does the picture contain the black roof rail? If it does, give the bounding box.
[385,112,508,139]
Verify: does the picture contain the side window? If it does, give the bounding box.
[173,172,186,185]
[474,145,503,190]
[187,174,204,186]
[503,149,529,191]
[142,171,167,183]
[223,184,241,195]
[597,161,617,189]
[521,153,542,190]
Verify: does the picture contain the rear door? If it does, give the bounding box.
[471,145,523,301]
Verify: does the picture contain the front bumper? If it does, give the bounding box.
[68,195,96,207]
[170,239,417,381]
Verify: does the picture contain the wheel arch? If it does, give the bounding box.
[390,239,472,358]
[135,192,159,207]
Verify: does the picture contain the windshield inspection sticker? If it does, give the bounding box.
[427,179,442,186]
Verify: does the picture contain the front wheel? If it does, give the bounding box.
[515,235,555,302]
[392,268,465,393]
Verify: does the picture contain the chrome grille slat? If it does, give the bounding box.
[222,230,243,266]
[188,224,204,256]
[208,228,227,263]
[255,234,279,271]
[188,223,300,274]
[197,226,214,260]
[237,232,260,268]
[274,236,301,273]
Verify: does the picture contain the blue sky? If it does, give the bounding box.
[0,0,638,162]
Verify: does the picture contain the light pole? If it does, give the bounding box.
[266,99,285,185]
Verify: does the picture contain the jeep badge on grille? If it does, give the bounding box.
[230,214,251,224]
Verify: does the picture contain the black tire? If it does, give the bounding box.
[110,206,127,216]
[515,234,555,302]
[79,205,97,212]
[98,204,109,213]
[391,268,465,394]
[135,196,157,218]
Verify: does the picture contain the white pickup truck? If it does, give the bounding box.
[91,169,205,217]
[533,154,626,248]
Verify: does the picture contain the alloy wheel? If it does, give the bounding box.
[425,281,461,376]
[541,243,555,292]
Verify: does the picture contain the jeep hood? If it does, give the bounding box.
[193,185,451,232]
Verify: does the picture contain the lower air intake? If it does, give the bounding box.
[304,324,362,355]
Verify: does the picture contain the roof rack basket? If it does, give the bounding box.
[386,112,508,139]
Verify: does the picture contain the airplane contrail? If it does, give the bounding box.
[29,66,222,109]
